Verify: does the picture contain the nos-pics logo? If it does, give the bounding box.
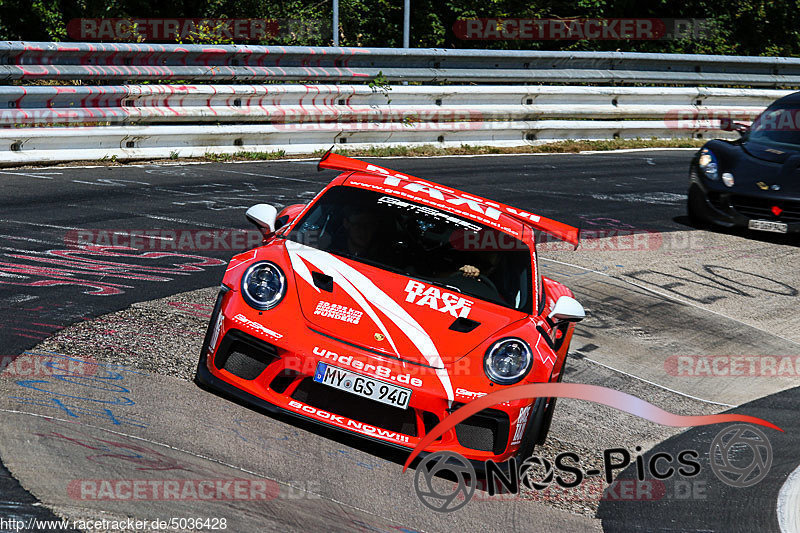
[413,424,773,512]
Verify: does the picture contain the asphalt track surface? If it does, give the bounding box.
[0,151,797,532]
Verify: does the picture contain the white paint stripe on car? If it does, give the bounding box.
[288,243,454,402]
[288,245,400,356]
[287,248,320,293]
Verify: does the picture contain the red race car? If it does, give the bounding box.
[195,152,585,464]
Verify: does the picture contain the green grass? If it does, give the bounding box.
[202,138,705,162]
[306,139,705,159]
[202,149,288,162]
[3,139,705,169]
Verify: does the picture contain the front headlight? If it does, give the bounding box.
[484,338,533,385]
[698,148,719,180]
[721,172,735,187]
[241,261,286,310]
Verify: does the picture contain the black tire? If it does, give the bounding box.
[513,397,547,463]
[513,357,569,462]
[687,185,713,228]
[194,288,227,387]
[535,395,558,446]
[535,361,565,445]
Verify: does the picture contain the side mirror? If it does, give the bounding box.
[246,204,278,237]
[548,296,585,323]
[273,203,307,232]
[719,117,749,136]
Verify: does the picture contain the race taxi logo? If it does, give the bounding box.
[404,280,473,318]
[313,301,363,325]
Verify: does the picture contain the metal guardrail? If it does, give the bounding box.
[0,84,786,165]
[0,42,796,164]
[0,85,786,125]
[0,120,708,165]
[4,41,800,86]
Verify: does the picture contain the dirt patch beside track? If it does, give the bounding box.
[34,287,218,382]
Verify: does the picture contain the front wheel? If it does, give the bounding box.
[535,362,565,445]
[687,185,713,228]
[513,397,548,463]
[512,360,567,461]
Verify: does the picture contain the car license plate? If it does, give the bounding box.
[313,362,411,409]
[748,219,788,233]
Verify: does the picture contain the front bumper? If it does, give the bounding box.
[690,173,800,232]
[196,289,537,463]
[195,347,417,454]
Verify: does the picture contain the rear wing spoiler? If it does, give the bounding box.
[318,151,581,248]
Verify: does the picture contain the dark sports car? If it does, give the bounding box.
[688,91,800,234]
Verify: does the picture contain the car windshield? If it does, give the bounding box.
[748,103,800,148]
[287,185,533,313]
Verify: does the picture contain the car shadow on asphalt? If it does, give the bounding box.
[596,385,798,532]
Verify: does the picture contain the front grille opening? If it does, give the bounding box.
[422,412,442,441]
[451,404,510,455]
[730,195,800,222]
[221,341,272,380]
[270,369,301,394]
[291,378,417,436]
[213,330,279,380]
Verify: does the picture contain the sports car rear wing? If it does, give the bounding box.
[318,151,581,248]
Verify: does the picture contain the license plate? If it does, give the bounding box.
[748,219,788,233]
[313,362,411,409]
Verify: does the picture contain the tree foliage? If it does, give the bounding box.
[0,0,798,56]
